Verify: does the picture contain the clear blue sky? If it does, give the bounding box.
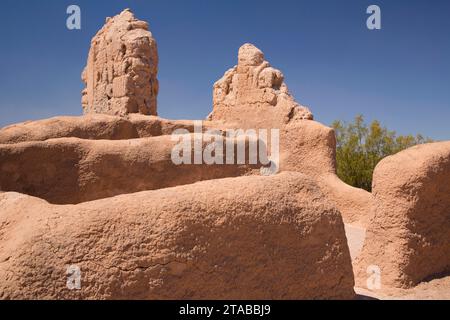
[0,0,449,140]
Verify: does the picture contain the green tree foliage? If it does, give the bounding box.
[331,115,432,191]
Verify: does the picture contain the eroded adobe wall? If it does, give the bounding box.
[0,173,355,299]
[355,142,450,288]
[81,9,158,116]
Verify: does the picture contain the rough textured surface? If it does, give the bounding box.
[279,120,373,226]
[0,118,372,226]
[82,9,158,116]
[0,135,260,204]
[346,224,450,300]
[355,142,450,289]
[279,120,336,176]
[0,114,201,144]
[206,44,372,227]
[0,115,374,226]
[209,43,313,127]
[318,174,373,227]
[0,173,355,300]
